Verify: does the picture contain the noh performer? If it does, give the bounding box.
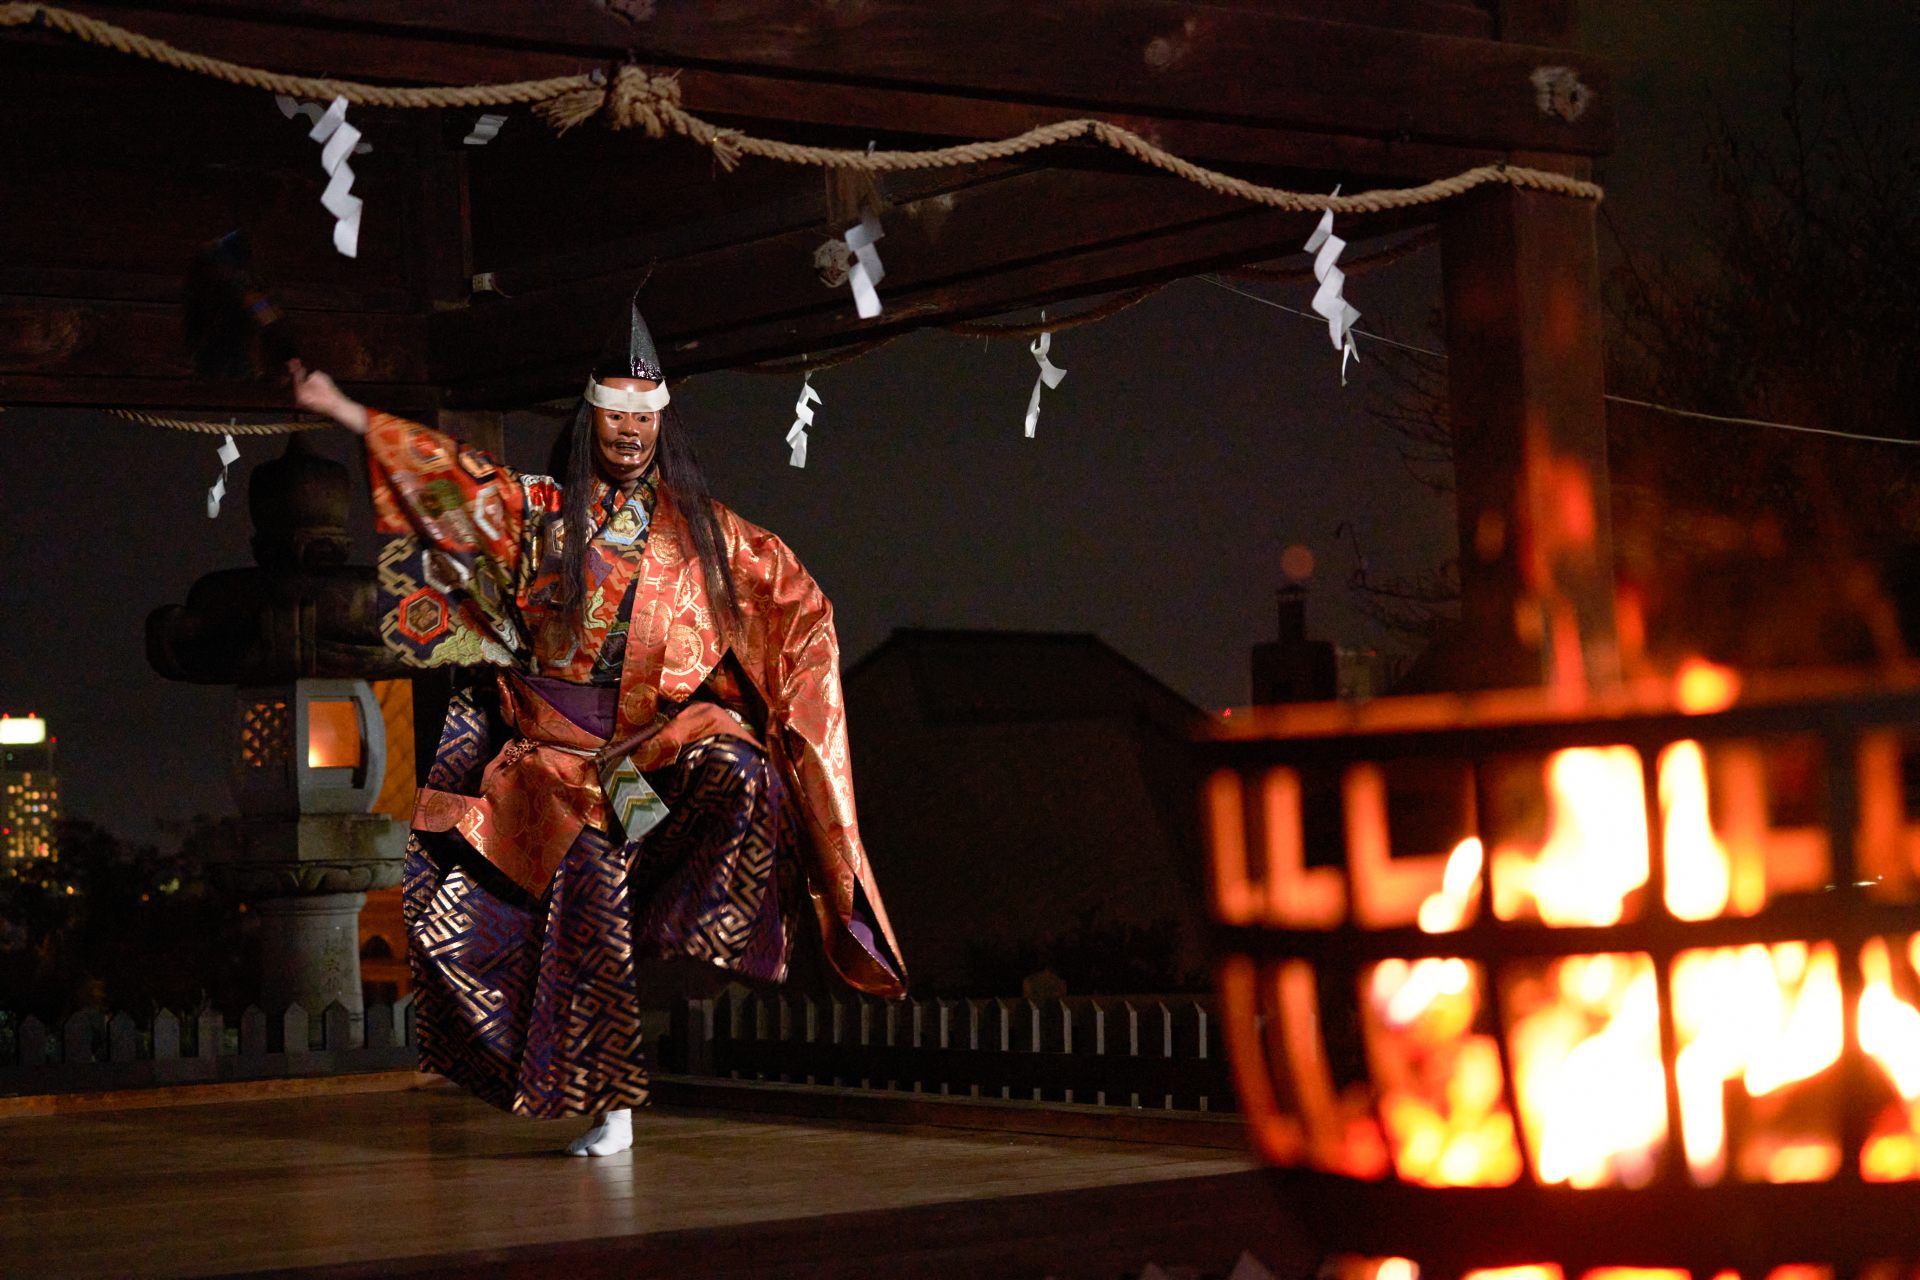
[289,296,905,1155]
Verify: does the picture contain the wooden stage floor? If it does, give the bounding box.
[0,1079,1317,1278]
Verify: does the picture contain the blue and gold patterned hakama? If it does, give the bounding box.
[403,683,800,1118]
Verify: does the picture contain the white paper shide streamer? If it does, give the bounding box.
[463,113,508,146]
[206,432,240,519]
[787,374,820,468]
[1024,329,1067,438]
[298,96,364,259]
[273,95,372,155]
[843,214,886,319]
[1304,188,1361,384]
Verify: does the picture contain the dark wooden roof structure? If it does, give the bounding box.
[2,0,1617,687]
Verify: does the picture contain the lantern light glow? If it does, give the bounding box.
[305,699,362,770]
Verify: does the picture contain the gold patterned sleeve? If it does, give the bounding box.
[364,412,556,667]
[731,514,906,996]
[363,412,532,572]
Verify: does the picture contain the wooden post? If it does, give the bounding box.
[1441,182,1618,691]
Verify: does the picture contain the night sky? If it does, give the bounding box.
[3,2,1913,843]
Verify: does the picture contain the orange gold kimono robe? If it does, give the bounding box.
[367,413,904,1113]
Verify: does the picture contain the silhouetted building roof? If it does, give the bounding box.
[843,629,1209,995]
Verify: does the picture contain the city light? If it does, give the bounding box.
[0,715,48,745]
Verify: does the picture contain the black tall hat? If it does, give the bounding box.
[594,292,665,382]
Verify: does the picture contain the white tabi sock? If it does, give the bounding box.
[566,1107,633,1157]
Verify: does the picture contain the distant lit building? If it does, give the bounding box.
[2,714,59,865]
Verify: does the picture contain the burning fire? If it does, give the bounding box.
[1671,941,1843,1184]
[1363,952,1523,1187]
[1361,729,1920,1188]
[1490,747,1649,926]
[1458,1271,1827,1280]
[1859,934,1920,1180]
[1506,951,1667,1187]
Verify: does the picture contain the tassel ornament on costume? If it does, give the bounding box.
[1023,328,1066,438]
[1304,188,1361,384]
[787,373,820,468]
[843,213,886,319]
[206,431,240,518]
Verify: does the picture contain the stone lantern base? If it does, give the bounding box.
[206,812,407,1048]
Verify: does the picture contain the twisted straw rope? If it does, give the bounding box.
[108,409,325,434]
[7,3,1602,426]
[0,4,591,109]
[2,6,1605,212]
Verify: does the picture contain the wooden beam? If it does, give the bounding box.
[670,69,1511,185]
[0,51,431,312]
[1214,0,1493,38]
[464,143,1035,298]
[432,163,1410,401]
[0,297,431,408]
[439,199,1431,404]
[10,24,1511,188]
[435,167,1248,381]
[1491,0,1581,46]
[55,1,1611,155]
[1440,183,1617,692]
[0,373,439,413]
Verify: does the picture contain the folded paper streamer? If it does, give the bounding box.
[1304,188,1360,384]
[206,432,240,518]
[844,213,886,319]
[601,753,670,843]
[301,96,364,259]
[463,113,508,146]
[273,95,372,156]
[1024,329,1066,438]
[787,373,820,468]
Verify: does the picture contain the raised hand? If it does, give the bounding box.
[288,358,370,436]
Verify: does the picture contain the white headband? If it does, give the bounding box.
[584,378,671,413]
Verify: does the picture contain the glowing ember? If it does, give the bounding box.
[1660,741,1733,922]
[1675,658,1741,714]
[1506,952,1668,1187]
[1860,934,1920,1181]
[1418,837,1484,933]
[1363,955,1523,1187]
[1671,942,1843,1183]
[1492,747,1649,926]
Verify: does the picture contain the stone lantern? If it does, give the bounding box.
[149,433,414,1045]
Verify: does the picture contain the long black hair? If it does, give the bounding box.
[547,392,744,641]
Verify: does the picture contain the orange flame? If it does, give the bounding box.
[1859,935,1920,1180]
[1378,730,1920,1190]
[1492,747,1649,926]
[1223,679,1920,1193]
[1508,952,1668,1187]
[1675,659,1741,714]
